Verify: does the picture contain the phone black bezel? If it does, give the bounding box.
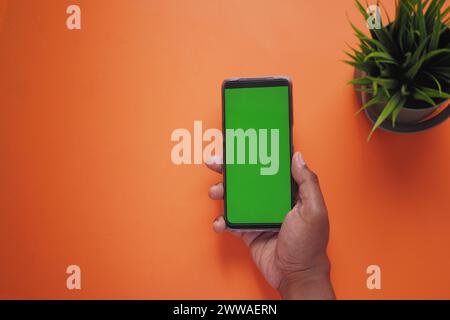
[221,77,295,230]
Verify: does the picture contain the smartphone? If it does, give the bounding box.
[222,77,295,230]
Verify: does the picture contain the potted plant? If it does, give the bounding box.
[345,0,450,139]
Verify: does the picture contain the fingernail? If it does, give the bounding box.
[205,157,215,165]
[296,152,306,167]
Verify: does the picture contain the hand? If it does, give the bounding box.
[206,152,335,300]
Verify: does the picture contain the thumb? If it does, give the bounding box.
[291,152,327,216]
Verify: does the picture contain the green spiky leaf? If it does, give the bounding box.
[345,0,450,140]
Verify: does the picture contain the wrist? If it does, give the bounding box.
[279,260,335,300]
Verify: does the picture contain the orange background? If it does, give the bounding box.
[0,0,449,299]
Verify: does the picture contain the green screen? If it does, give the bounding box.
[224,86,292,224]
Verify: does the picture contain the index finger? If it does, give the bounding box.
[205,156,223,174]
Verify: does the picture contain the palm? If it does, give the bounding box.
[240,231,281,288]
